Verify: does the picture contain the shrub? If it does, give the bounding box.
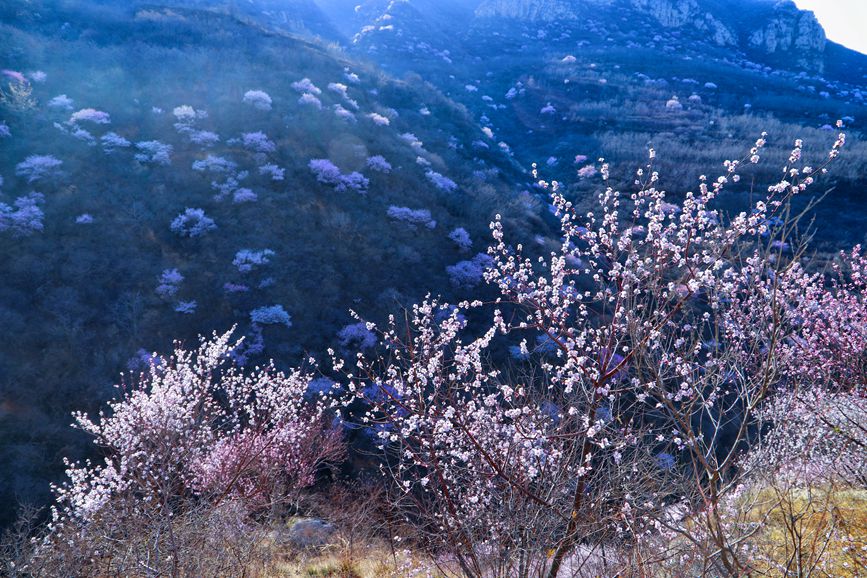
[43,331,344,575]
[242,89,272,111]
[0,193,44,236]
[366,155,392,173]
[170,208,216,238]
[15,155,62,183]
[386,205,436,230]
[69,108,111,125]
[250,305,292,327]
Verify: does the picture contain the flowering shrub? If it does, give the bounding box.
[576,164,597,178]
[100,132,131,152]
[298,93,322,109]
[425,169,458,192]
[15,155,63,183]
[71,127,95,145]
[337,322,377,353]
[242,89,272,111]
[0,192,44,236]
[448,227,472,251]
[366,155,392,173]
[69,108,111,125]
[155,268,183,299]
[233,249,275,273]
[47,94,74,110]
[172,104,196,125]
[134,140,172,165]
[291,78,321,95]
[232,188,257,203]
[445,252,491,289]
[170,208,216,238]
[333,104,356,122]
[366,112,390,126]
[386,205,436,230]
[308,159,369,194]
[192,154,236,173]
[258,164,284,181]
[241,131,276,154]
[47,330,344,571]
[188,129,220,146]
[250,305,292,327]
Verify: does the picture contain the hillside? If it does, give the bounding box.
[1,0,866,534]
[0,0,537,527]
[332,0,867,246]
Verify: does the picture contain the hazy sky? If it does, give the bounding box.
[794,0,867,54]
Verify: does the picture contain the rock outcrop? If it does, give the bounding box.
[474,0,580,21]
[629,0,736,46]
[748,2,825,70]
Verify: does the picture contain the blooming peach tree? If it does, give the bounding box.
[335,126,857,577]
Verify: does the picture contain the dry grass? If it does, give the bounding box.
[740,485,867,577]
[261,543,441,578]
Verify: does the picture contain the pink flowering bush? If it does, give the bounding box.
[45,330,344,573]
[335,127,857,576]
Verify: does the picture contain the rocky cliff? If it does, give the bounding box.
[472,0,828,71]
[748,1,826,70]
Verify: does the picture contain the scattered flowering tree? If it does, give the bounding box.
[448,227,473,252]
[386,205,437,230]
[291,78,321,95]
[258,164,284,181]
[366,155,392,173]
[0,69,36,110]
[0,192,44,236]
[170,208,216,238]
[241,131,276,154]
[425,169,458,192]
[134,140,173,165]
[445,252,491,290]
[298,93,323,109]
[15,155,63,183]
[192,154,236,174]
[366,112,390,126]
[69,108,111,125]
[308,159,369,194]
[47,94,74,110]
[233,249,275,273]
[100,132,131,153]
[242,89,272,111]
[337,322,377,353]
[250,305,292,328]
[188,129,220,146]
[155,268,184,299]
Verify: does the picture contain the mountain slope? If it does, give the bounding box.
[0,0,537,527]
